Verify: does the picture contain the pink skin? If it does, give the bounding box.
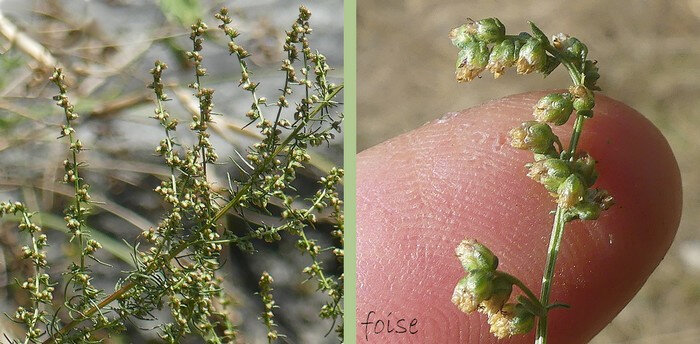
[356,92,682,343]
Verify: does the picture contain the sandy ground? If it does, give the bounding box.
[358,0,700,342]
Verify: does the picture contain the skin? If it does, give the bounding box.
[356,92,682,343]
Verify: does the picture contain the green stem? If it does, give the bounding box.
[535,45,589,343]
[23,211,42,344]
[68,132,87,298]
[535,206,566,344]
[535,111,587,343]
[565,114,586,160]
[498,271,546,316]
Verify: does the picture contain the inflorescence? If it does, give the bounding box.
[449,18,613,342]
[452,239,539,338]
[1,202,53,344]
[3,6,343,344]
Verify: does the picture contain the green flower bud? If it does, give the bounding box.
[456,41,490,82]
[569,188,614,220]
[572,153,597,187]
[481,274,513,314]
[568,84,595,112]
[552,33,588,60]
[516,38,547,74]
[509,304,535,335]
[455,239,498,272]
[487,303,535,339]
[508,121,558,154]
[452,276,479,313]
[557,174,585,208]
[573,95,594,112]
[527,158,571,193]
[449,24,475,49]
[466,269,495,303]
[533,93,574,125]
[583,60,601,90]
[468,18,506,43]
[486,38,521,78]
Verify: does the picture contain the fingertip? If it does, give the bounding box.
[357,91,681,343]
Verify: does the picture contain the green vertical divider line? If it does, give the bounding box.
[343,0,357,342]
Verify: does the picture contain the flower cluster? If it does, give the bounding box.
[507,90,613,221]
[116,24,231,342]
[450,18,613,229]
[526,150,614,220]
[450,18,600,91]
[50,68,110,339]
[1,202,54,343]
[258,272,279,343]
[216,7,344,337]
[450,18,611,342]
[451,239,537,338]
[294,168,345,334]
[187,20,218,168]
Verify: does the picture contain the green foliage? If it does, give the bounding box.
[3,6,343,344]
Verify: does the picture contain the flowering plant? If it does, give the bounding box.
[1,6,343,344]
[449,18,612,343]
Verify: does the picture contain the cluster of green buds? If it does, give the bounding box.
[271,167,345,333]
[527,153,613,220]
[216,7,263,125]
[451,239,537,338]
[2,6,343,344]
[450,18,611,341]
[450,18,600,92]
[187,20,218,167]
[217,5,344,338]
[1,202,54,342]
[258,272,279,343]
[451,18,612,222]
[133,23,233,343]
[450,17,546,81]
[50,68,105,315]
[511,86,613,220]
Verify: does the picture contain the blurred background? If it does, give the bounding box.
[358,0,699,343]
[0,0,342,343]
